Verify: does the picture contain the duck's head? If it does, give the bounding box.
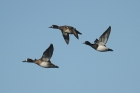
[83,41,92,45]
[22,58,34,62]
[49,25,59,29]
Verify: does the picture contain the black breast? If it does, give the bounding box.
[91,44,98,50]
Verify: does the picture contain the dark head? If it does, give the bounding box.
[83,41,92,45]
[49,25,59,29]
[22,58,34,63]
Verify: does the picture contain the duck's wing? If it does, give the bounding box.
[62,31,69,44]
[98,26,111,45]
[41,44,54,61]
[68,26,81,39]
[94,38,99,44]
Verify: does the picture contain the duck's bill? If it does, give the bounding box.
[22,60,26,62]
[49,26,52,28]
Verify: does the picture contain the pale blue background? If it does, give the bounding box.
[0,0,140,93]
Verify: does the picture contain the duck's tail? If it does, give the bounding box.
[76,30,82,35]
[108,48,113,51]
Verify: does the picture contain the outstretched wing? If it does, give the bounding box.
[41,44,54,61]
[98,26,111,45]
[62,31,69,44]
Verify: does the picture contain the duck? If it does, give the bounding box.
[83,26,113,52]
[22,44,59,68]
[49,25,82,44]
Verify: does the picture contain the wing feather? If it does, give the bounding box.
[41,44,54,61]
[98,26,111,45]
[62,32,69,44]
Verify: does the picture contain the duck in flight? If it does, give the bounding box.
[49,25,82,44]
[22,44,59,68]
[83,26,113,52]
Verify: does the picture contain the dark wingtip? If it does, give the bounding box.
[76,36,79,39]
[79,32,82,35]
[50,44,53,47]
[66,41,69,45]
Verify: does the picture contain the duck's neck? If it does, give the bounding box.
[91,44,98,50]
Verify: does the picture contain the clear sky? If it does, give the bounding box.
[0,0,140,93]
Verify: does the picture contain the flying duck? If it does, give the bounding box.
[49,25,82,44]
[83,26,113,52]
[22,44,59,68]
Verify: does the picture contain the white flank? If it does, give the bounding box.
[97,45,108,52]
[65,29,71,33]
[39,62,49,67]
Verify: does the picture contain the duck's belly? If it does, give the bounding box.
[97,45,108,52]
[39,62,49,67]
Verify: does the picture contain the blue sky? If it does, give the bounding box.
[0,0,140,93]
